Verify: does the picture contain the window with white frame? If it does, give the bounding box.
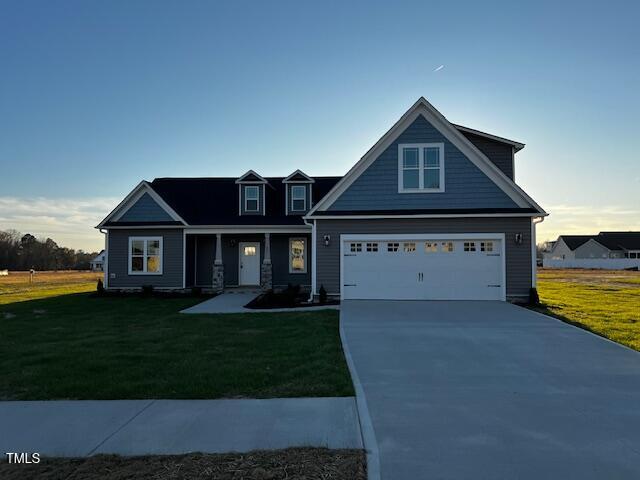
[425,242,438,253]
[244,186,259,212]
[403,242,416,252]
[398,143,444,192]
[129,237,162,274]
[290,185,306,212]
[289,238,306,273]
[366,242,378,252]
[480,241,494,252]
[464,242,476,252]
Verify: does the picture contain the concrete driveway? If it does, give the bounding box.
[341,300,640,480]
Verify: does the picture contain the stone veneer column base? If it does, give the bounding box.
[260,263,273,290]
[212,264,224,293]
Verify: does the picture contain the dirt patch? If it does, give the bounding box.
[0,448,366,480]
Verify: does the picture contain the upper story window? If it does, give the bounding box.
[398,143,444,193]
[244,186,259,212]
[291,185,306,212]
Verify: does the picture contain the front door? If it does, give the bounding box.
[239,242,261,286]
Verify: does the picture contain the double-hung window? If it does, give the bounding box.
[128,237,162,274]
[290,185,306,212]
[245,186,259,212]
[398,143,444,192]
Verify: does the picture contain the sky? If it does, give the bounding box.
[1,0,639,251]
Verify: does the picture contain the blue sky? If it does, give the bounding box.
[1,0,638,251]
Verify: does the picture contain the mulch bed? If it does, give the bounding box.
[0,448,366,480]
[245,290,339,310]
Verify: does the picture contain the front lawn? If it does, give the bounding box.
[0,294,353,400]
[535,269,640,351]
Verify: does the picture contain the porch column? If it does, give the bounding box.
[261,233,273,290]
[212,233,224,293]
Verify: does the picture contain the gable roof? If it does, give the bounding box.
[97,181,187,228]
[307,97,546,217]
[558,232,640,251]
[283,170,315,183]
[235,170,268,184]
[147,176,340,226]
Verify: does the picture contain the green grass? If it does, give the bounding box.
[0,293,353,400]
[535,270,640,351]
[0,271,101,304]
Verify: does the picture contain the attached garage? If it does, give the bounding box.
[341,234,505,301]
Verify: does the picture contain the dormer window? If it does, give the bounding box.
[398,143,445,193]
[291,185,306,212]
[245,186,259,212]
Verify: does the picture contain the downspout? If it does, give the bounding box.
[303,217,315,303]
[531,216,545,288]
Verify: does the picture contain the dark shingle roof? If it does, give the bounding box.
[559,235,594,250]
[596,232,640,251]
[560,232,640,251]
[149,176,341,225]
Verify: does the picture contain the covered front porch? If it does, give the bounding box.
[184,231,311,293]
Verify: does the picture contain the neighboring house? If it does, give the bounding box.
[543,232,640,269]
[90,250,105,271]
[97,97,547,302]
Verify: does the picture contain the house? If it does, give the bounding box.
[90,250,105,271]
[96,97,547,302]
[543,232,640,269]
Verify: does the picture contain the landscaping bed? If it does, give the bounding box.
[246,285,339,309]
[0,448,367,480]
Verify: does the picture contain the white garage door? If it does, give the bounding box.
[342,235,505,301]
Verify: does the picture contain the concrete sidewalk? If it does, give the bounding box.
[181,292,339,314]
[0,397,361,457]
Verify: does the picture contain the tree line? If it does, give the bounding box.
[0,230,99,271]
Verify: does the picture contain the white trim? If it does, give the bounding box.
[127,236,163,275]
[194,235,198,286]
[306,213,546,220]
[182,230,186,289]
[311,220,317,297]
[97,181,187,228]
[244,185,260,212]
[103,230,109,288]
[452,123,525,151]
[282,169,315,183]
[289,237,307,274]
[235,170,268,184]
[238,241,261,286]
[532,217,545,288]
[308,97,546,216]
[285,185,289,216]
[339,233,506,301]
[397,142,445,193]
[290,185,307,212]
[262,185,266,216]
[184,226,310,234]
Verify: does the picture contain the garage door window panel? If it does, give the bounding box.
[425,242,438,253]
[350,242,362,253]
[464,242,476,252]
[403,242,416,252]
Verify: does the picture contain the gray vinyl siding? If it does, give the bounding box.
[240,185,264,215]
[287,184,312,215]
[461,131,515,180]
[185,233,311,288]
[107,229,183,288]
[329,115,518,211]
[315,218,532,300]
[574,240,611,259]
[119,193,173,222]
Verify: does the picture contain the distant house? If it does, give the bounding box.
[90,250,105,272]
[543,232,640,269]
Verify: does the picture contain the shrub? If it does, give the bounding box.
[96,278,104,294]
[529,287,540,305]
[319,285,327,304]
[141,285,154,296]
